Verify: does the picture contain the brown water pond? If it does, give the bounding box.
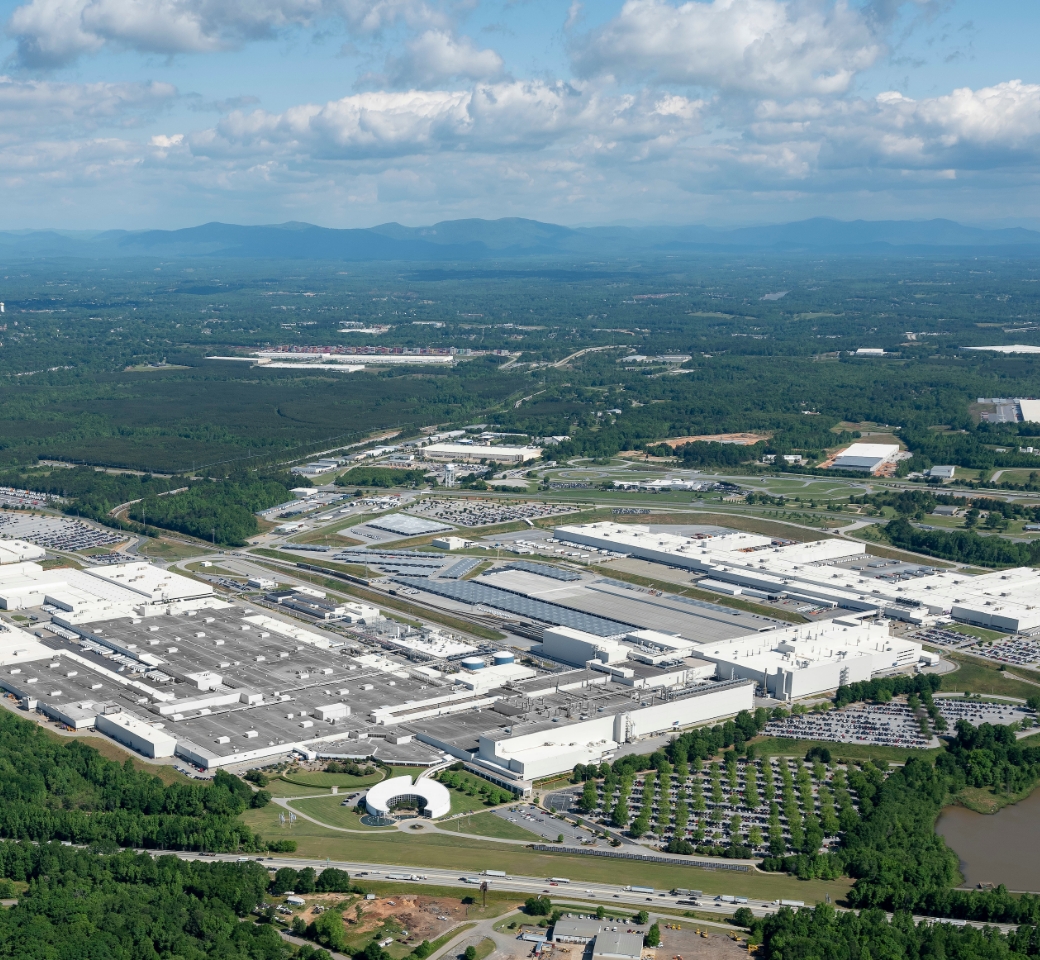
[936,788,1040,892]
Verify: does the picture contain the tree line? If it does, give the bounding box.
[0,711,289,853]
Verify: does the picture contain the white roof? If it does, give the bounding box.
[1019,400,1040,423]
[86,563,213,603]
[365,775,451,819]
[424,443,542,459]
[834,443,900,462]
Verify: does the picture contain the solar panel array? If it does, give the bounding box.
[336,551,445,565]
[393,576,632,636]
[442,557,482,579]
[507,560,582,582]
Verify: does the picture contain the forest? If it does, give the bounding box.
[0,254,1039,475]
[0,842,333,960]
[0,711,285,853]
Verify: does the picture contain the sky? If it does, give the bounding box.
[0,0,1039,229]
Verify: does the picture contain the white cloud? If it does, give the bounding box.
[6,0,441,67]
[0,74,176,130]
[743,80,1040,175]
[194,82,704,160]
[572,0,884,96]
[384,30,504,87]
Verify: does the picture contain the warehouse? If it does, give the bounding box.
[421,443,542,464]
[828,443,901,474]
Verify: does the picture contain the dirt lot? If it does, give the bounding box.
[652,922,752,959]
[349,896,470,946]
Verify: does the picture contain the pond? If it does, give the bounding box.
[935,788,1040,892]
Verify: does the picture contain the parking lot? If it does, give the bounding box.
[968,635,1040,668]
[410,498,579,528]
[913,627,980,649]
[499,802,607,846]
[936,697,1033,727]
[763,702,935,748]
[0,513,125,552]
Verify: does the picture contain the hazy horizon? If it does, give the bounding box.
[0,0,1035,230]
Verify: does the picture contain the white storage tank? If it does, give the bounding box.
[493,651,515,666]
[461,657,486,671]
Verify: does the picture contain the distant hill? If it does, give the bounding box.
[0,216,1038,261]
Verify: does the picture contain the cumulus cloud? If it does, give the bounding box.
[191,82,704,161]
[749,80,1040,168]
[6,0,441,67]
[384,30,504,87]
[572,0,884,96]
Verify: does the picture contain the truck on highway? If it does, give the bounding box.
[460,877,484,885]
[547,877,570,884]
[483,870,507,878]
[625,886,654,894]
[773,899,804,908]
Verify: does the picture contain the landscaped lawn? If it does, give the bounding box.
[287,795,396,831]
[239,801,853,904]
[945,652,1040,699]
[450,811,542,842]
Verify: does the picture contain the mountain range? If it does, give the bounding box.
[1,217,1039,261]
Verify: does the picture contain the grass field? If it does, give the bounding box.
[945,653,1040,699]
[287,795,396,831]
[267,779,334,798]
[239,805,853,904]
[944,623,1009,642]
[138,538,208,561]
[449,811,542,842]
[751,737,944,765]
[444,788,496,817]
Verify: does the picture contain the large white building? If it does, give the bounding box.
[829,443,901,474]
[697,620,921,700]
[0,560,216,623]
[421,443,542,464]
[472,677,754,780]
[555,521,1040,634]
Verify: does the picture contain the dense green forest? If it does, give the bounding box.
[742,903,1040,959]
[0,711,284,852]
[336,466,429,487]
[1,255,1040,474]
[0,843,309,960]
[125,477,292,545]
[0,465,297,546]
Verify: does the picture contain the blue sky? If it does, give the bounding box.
[0,0,1038,229]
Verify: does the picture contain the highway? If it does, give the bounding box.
[165,851,1019,934]
[169,850,782,918]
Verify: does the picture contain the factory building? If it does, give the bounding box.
[0,553,757,785]
[555,521,1040,634]
[697,620,921,700]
